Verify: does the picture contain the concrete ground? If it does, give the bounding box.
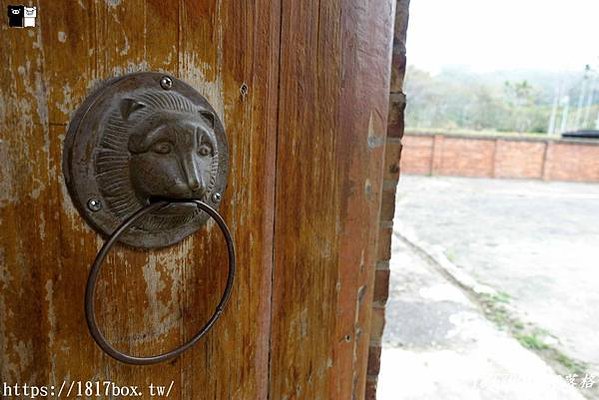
[378,175,599,399]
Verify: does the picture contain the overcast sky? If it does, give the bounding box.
[407,0,599,74]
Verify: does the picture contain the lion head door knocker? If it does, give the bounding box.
[63,72,235,365]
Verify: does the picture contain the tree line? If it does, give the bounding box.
[404,66,598,135]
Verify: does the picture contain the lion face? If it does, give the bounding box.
[127,109,217,202]
[95,90,223,232]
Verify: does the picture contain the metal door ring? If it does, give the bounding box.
[85,200,235,365]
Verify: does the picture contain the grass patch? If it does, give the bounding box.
[553,353,587,376]
[445,250,457,263]
[513,321,525,330]
[475,291,589,378]
[479,292,513,330]
[515,332,549,350]
[491,291,511,304]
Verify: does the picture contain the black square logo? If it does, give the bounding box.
[7,5,24,27]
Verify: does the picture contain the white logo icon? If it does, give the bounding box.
[23,6,36,27]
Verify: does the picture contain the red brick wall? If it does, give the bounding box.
[400,135,432,174]
[495,139,546,179]
[437,137,496,177]
[401,133,599,182]
[545,142,599,182]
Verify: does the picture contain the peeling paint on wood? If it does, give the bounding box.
[0,0,393,398]
[1,0,279,397]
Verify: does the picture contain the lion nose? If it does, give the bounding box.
[188,175,202,192]
[182,155,205,196]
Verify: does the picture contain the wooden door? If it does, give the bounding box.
[0,1,394,398]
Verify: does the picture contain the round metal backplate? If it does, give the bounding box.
[63,72,229,248]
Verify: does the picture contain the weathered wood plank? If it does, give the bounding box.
[333,1,396,397]
[0,0,54,384]
[270,0,342,398]
[270,0,395,399]
[41,0,95,125]
[178,0,279,397]
[1,1,279,398]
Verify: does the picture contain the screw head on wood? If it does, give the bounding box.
[160,76,173,90]
[211,192,222,203]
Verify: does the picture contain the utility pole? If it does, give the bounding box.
[582,68,597,129]
[574,65,590,130]
[560,95,570,134]
[548,80,561,135]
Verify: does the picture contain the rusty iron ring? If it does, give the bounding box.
[85,200,235,365]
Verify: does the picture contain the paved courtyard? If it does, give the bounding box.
[378,175,599,399]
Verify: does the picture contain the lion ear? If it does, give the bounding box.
[199,110,215,129]
[120,98,146,120]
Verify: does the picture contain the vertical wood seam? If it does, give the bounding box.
[266,0,285,398]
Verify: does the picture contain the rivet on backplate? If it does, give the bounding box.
[160,76,173,90]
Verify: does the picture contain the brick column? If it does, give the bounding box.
[542,140,553,180]
[431,134,444,175]
[366,0,409,398]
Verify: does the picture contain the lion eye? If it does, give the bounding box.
[198,144,212,156]
[152,141,173,154]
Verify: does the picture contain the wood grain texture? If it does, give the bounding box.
[0,0,394,398]
[1,0,279,398]
[270,0,396,399]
